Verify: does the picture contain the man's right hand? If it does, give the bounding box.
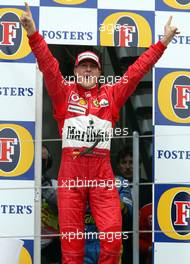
[20,2,36,36]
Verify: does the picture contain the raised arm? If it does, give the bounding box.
[111,16,180,110]
[20,2,65,99]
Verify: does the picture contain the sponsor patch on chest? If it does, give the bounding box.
[68,105,86,114]
[68,91,88,108]
[99,98,109,107]
[91,94,109,109]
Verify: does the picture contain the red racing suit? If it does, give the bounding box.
[28,32,166,264]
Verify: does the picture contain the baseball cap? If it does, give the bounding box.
[75,51,101,69]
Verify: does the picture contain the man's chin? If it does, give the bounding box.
[80,82,97,89]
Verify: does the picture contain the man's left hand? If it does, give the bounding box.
[161,16,180,46]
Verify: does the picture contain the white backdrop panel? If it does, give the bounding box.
[155,11,190,69]
[39,7,97,45]
[154,125,190,183]
[0,63,36,122]
[98,0,155,11]
[0,0,39,6]
[154,243,190,264]
[0,181,34,238]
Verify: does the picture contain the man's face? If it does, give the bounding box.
[74,60,101,89]
[118,154,133,181]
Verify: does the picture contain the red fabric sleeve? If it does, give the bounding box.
[111,41,166,110]
[28,32,70,128]
[28,31,67,104]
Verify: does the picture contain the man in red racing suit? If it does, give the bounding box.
[20,4,179,263]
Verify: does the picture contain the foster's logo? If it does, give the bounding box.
[53,0,87,3]
[0,128,20,173]
[19,246,32,264]
[158,71,190,124]
[163,0,190,9]
[0,124,34,177]
[172,191,190,236]
[0,8,31,60]
[100,12,152,47]
[157,187,190,240]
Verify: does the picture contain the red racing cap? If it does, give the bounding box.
[75,51,101,69]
